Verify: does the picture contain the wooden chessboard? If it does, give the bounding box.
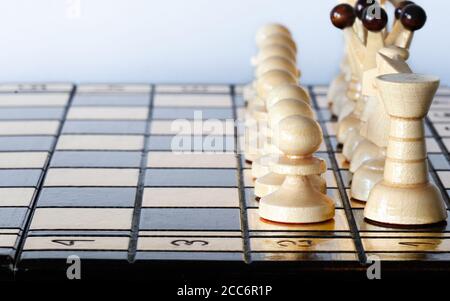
[0,83,449,280]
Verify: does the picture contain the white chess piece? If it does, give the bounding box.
[259,115,334,223]
[364,73,447,225]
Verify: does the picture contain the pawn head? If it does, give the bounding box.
[273,115,323,157]
[256,23,291,46]
[256,70,297,99]
[266,83,310,109]
[268,98,314,128]
[255,56,299,80]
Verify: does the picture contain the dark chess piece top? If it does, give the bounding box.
[330,4,356,30]
[362,5,388,32]
[401,4,427,31]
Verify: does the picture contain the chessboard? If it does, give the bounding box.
[1,82,450,280]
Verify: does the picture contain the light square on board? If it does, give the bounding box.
[437,171,450,188]
[0,188,35,207]
[0,234,18,248]
[138,230,242,237]
[431,96,450,109]
[139,208,241,230]
[38,187,136,207]
[62,121,147,134]
[137,237,243,252]
[250,237,356,252]
[443,138,450,152]
[325,121,337,136]
[142,187,239,207]
[426,137,441,153]
[155,84,230,94]
[0,108,65,120]
[433,124,450,138]
[147,152,236,168]
[144,168,237,187]
[23,236,130,251]
[149,120,234,136]
[236,107,245,121]
[153,94,232,108]
[0,121,59,136]
[315,95,329,109]
[362,238,450,252]
[56,135,144,151]
[50,151,141,168]
[20,250,128,261]
[147,135,235,152]
[67,107,149,120]
[247,209,350,232]
[0,93,70,107]
[44,168,139,187]
[363,253,450,261]
[0,152,48,169]
[76,84,151,93]
[251,252,358,262]
[437,87,450,95]
[428,110,450,123]
[30,208,133,230]
[134,252,243,261]
[0,83,72,93]
[233,85,245,95]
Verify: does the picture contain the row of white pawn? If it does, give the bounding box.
[243,24,335,224]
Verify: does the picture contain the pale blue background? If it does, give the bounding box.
[0,0,448,85]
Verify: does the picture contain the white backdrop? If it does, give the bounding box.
[0,0,448,85]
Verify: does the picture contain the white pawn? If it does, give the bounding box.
[258,34,297,56]
[255,56,300,81]
[251,84,310,177]
[254,99,326,199]
[259,115,335,223]
[244,70,296,162]
[243,23,295,102]
[252,44,296,67]
[255,23,292,48]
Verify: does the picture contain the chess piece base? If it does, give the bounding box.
[337,99,354,122]
[251,155,272,178]
[350,158,384,202]
[337,113,360,144]
[260,175,335,223]
[364,181,448,225]
[350,139,384,173]
[342,129,365,162]
[255,173,327,198]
